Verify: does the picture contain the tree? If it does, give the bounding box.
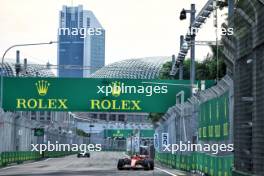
[159,45,226,80]
[149,45,227,123]
[76,128,90,137]
[149,113,165,123]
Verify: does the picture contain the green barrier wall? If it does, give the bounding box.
[155,91,234,175]
[199,92,230,141]
[155,152,233,176]
[0,151,76,167]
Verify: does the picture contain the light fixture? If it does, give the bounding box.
[180,9,187,20]
[182,41,189,50]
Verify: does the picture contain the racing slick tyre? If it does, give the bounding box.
[85,153,90,158]
[148,160,154,170]
[117,159,125,170]
[143,160,151,170]
[77,154,81,158]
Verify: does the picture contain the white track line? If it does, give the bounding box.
[0,158,51,170]
[155,167,179,176]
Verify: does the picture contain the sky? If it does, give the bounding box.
[0,0,227,65]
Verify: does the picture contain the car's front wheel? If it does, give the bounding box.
[148,160,154,170]
[117,159,124,170]
[143,160,151,170]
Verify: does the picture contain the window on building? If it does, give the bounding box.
[87,18,90,28]
[40,111,45,121]
[47,112,51,121]
[60,12,64,18]
[109,114,116,121]
[79,12,83,27]
[22,112,28,117]
[90,114,97,119]
[31,112,36,120]
[118,114,125,122]
[99,114,107,121]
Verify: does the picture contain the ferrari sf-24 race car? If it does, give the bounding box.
[117,154,154,170]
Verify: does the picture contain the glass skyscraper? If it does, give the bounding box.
[58,5,105,77]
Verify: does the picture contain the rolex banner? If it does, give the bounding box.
[3,77,214,112]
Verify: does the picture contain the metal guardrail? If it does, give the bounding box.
[154,75,234,175]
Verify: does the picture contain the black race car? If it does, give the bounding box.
[77,152,90,158]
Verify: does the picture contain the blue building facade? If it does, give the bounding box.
[58,5,105,77]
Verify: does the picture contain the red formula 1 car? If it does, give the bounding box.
[117,154,154,170]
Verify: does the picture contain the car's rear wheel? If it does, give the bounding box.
[77,154,81,158]
[117,159,124,170]
[143,160,151,170]
[85,153,90,158]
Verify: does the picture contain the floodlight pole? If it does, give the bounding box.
[190,4,196,96]
[228,0,234,17]
[180,4,196,94]
[179,35,184,80]
[0,41,57,108]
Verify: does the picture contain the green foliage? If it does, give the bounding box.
[76,128,90,137]
[148,113,164,123]
[158,45,226,80]
[149,45,227,123]
[218,0,228,10]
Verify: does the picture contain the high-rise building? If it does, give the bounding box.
[58,5,105,77]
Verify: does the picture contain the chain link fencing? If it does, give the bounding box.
[222,1,264,175]
[0,111,87,153]
[155,75,234,175]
